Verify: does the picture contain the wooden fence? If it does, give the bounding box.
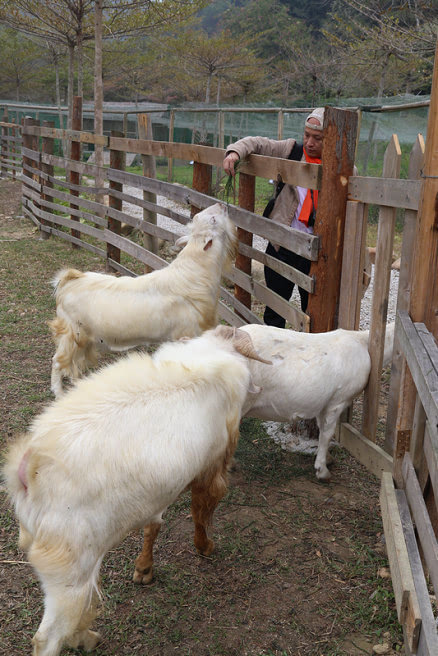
[380,311,438,655]
[1,107,437,654]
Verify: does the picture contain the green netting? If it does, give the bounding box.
[1,94,430,149]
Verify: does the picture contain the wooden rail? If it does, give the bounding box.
[380,311,438,656]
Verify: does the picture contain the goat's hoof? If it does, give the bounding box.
[197,538,214,557]
[67,629,102,651]
[82,630,102,651]
[315,466,331,482]
[133,566,154,585]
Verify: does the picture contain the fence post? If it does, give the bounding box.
[394,41,438,485]
[191,161,212,217]
[40,120,55,240]
[137,113,158,271]
[306,107,358,333]
[1,109,8,178]
[362,134,401,443]
[167,109,175,182]
[11,123,17,180]
[385,135,425,455]
[235,173,255,311]
[70,96,82,247]
[107,129,125,269]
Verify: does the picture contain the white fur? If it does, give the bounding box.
[49,203,237,397]
[241,322,395,480]
[3,326,260,656]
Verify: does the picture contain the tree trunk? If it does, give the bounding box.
[67,43,75,132]
[77,33,83,101]
[94,0,104,203]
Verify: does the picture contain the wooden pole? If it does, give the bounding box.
[40,120,55,240]
[70,96,82,246]
[384,135,425,453]
[167,109,175,182]
[235,172,255,311]
[394,38,438,484]
[107,129,125,269]
[191,161,212,217]
[409,39,438,339]
[1,109,8,178]
[137,113,158,271]
[306,106,358,333]
[362,135,401,442]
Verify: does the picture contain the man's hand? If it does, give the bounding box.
[223,151,240,176]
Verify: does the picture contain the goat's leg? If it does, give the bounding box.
[133,521,161,585]
[65,588,101,651]
[29,541,101,656]
[191,468,228,556]
[314,405,343,481]
[31,581,100,656]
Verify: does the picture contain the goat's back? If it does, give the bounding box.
[240,324,371,422]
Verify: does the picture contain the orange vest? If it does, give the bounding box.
[297,149,321,226]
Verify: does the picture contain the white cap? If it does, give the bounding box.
[305,107,325,131]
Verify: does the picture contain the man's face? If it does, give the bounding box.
[303,120,323,158]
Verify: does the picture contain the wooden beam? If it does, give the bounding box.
[402,453,438,595]
[396,311,438,432]
[362,134,401,441]
[348,176,421,210]
[385,135,425,452]
[235,172,255,311]
[138,114,158,271]
[307,106,358,333]
[339,422,393,478]
[396,491,438,656]
[380,472,421,651]
[108,136,321,188]
[338,201,367,330]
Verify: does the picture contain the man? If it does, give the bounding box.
[223,108,324,327]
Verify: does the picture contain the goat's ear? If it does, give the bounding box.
[175,235,189,249]
[247,380,261,395]
[203,238,213,251]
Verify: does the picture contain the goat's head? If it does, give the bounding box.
[176,203,237,262]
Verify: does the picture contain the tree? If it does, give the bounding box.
[325,0,438,96]
[0,27,44,100]
[166,28,263,105]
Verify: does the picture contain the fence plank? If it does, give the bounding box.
[339,422,393,478]
[396,311,438,431]
[348,176,421,210]
[138,113,158,270]
[69,96,82,245]
[385,135,425,452]
[107,130,125,266]
[362,134,401,442]
[108,136,322,189]
[396,490,438,656]
[423,421,438,505]
[235,172,255,311]
[380,471,421,651]
[402,453,438,595]
[338,201,368,329]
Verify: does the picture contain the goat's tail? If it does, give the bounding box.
[383,322,395,367]
[362,322,395,368]
[51,268,84,295]
[48,315,98,388]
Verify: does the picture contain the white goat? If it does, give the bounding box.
[240,322,395,481]
[3,325,269,656]
[49,202,237,397]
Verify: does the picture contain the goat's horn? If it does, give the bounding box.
[214,325,272,365]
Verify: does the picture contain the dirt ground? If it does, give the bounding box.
[0,178,402,656]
